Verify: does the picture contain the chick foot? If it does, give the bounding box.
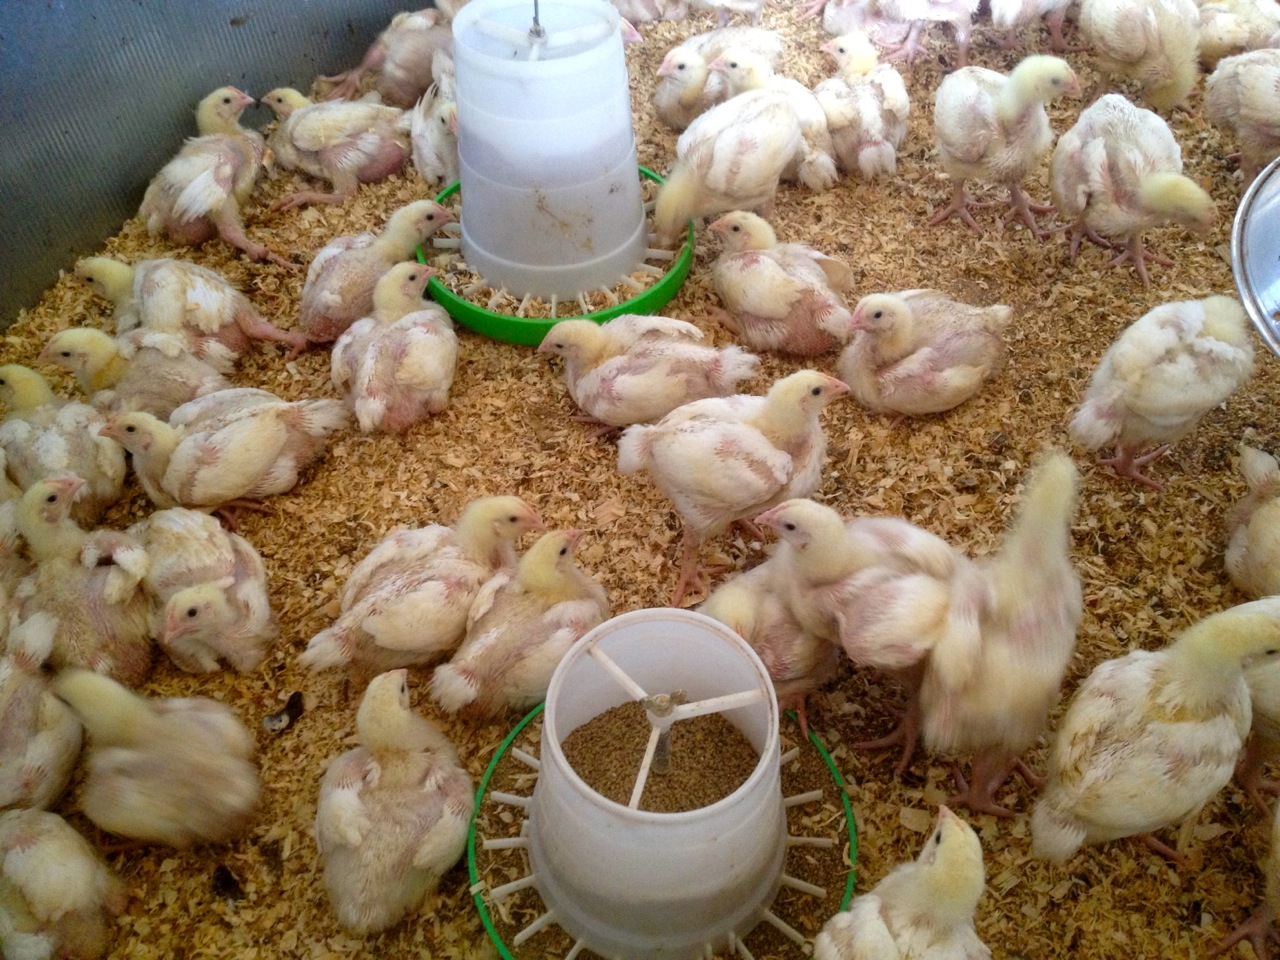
[1098,444,1169,492]
[853,698,921,778]
[1235,733,1280,813]
[1058,219,1115,259]
[881,22,929,67]
[671,530,708,607]
[1107,235,1173,288]
[1003,184,1053,240]
[781,692,813,741]
[929,182,989,235]
[321,70,366,101]
[949,751,1020,818]
[570,414,621,440]
[1138,831,1186,865]
[1209,906,1280,960]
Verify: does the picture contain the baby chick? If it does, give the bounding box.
[617,370,849,606]
[0,612,82,810]
[129,508,276,673]
[54,668,260,848]
[919,452,1082,817]
[0,808,127,960]
[653,26,785,131]
[299,199,454,345]
[13,478,153,686]
[331,262,459,433]
[990,0,1075,51]
[537,314,760,430]
[1050,94,1216,287]
[301,496,545,681]
[41,327,231,418]
[323,8,453,107]
[1239,655,1280,812]
[0,364,126,526]
[316,670,473,934]
[653,89,804,248]
[1227,443,1280,599]
[1079,0,1201,112]
[137,86,291,267]
[1199,0,1280,69]
[1205,49,1280,184]
[430,530,611,718]
[99,393,350,516]
[698,555,837,738]
[838,290,1012,419]
[74,255,305,364]
[931,55,1080,238]
[1031,597,1280,863]
[813,32,911,180]
[261,88,412,210]
[814,806,991,960]
[1068,294,1255,491]
[709,211,855,356]
[410,79,459,188]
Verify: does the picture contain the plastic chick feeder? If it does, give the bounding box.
[418,0,695,346]
[1231,154,1280,357]
[468,608,857,959]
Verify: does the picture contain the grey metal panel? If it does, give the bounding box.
[0,0,415,327]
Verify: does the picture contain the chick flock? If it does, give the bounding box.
[4,0,1280,958]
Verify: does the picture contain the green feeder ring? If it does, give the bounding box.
[417,167,695,347]
[465,705,857,959]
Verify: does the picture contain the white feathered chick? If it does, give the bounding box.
[1068,294,1255,491]
[430,530,611,718]
[990,0,1076,52]
[315,669,472,934]
[1227,443,1280,600]
[1079,0,1201,111]
[1031,597,1280,863]
[322,9,453,107]
[331,262,459,434]
[536,314,760,429]
[54,668,260,848]
[814,806,991,960]
[1205,48,1280,184]
[813,32,911,179]
[1199,0,1280,69]
[653,27,784,131]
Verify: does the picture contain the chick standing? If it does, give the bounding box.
[617,370,849,606]
[1199,0,1280,69]
[261,88,412,210]
[0,808,127,960]
[1068,294,1255,491]
[1079,0,1201,112]
[931,55,1080,238]
[1205,48,1280,184]
[54,668,260,848]
[919,453,1082,817]
[813,31,912,180]
[709,211,855,356]
[1050,93,1216,287]
[430,530,611,718]
[1238,656,1280,812]
[536,314,760,429]
[300,496,545,680]
[1227,443,1280,599]
[1031,598,1280,863]
[41,327,231,419]
[989,0,1075,51]
[814,806,991,960]
[331,262,459,433]
[299,199,454,345]
[138,86,291,267]
[74,255,305,364]
[838,290,1012,419]
[315,670,473,934]
[0,364,126,526]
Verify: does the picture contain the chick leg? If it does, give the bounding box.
[780,692,813,741]
[1004,184,1053,240]
[272,185,357,212]
[1044,9,1085,54]
[670,528,706,607]
[852,696,921,777]
[881,21,928,66]
[949,748,1019,818]
[1236,732,1280,813]
[1106,234,1174,288]
[210,206,297,269]
[1138,832,1185,864]
[928,181,985,234]
[236,314,310,358]
[1209,907,1280,959]
[1098,444,1169,492]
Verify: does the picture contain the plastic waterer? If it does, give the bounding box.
[450,0,649,300]
[527,608,787,959]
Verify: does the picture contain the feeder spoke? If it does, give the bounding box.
[482,836,528,851]
[549,295,560,317]
[761,909,806,946]
[781,873,827,898]
[586,645,649,699]
[512,908,557,946]
[670,688,765,722]
[788,834,835,848]
[565,940,588,960]
[577,294,589,314]
[629,723,663,809]
[784,788,825,807]
[779,747,800,766]
[490,874,538,901]
[490,791,530,809]
[512,747,540,770]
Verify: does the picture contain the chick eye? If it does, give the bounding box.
[873,310,883,319]
[783,521,797,532]
[677,63,686,71]
[1267,648,1280,657]
[731,224,741,233]
[508,515,519,523]
[60,351,71,358]
[408,272,419,281]
[125,425,136,433]
[46,493,57,503]
[83,276,94,284]
[810,386,822,396]
[222,96,232,104]
[935,833,942,846]
[186,607,198,618]
[559,546,569,556]
[729,60,739,69]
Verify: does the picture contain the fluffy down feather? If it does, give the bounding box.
[1079,0,1201,111]
[1205,48,1280,183]
[1226,442,1280,599]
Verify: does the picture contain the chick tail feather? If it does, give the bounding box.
[715,345,762,388]
[1031,794,1086,863]
[429,663,478,715]
[858,140,897,179]
[1068,387,1123,453]
[301,399,353,437]
[653,161,700,248]
[298,624,351,671]
[616,424,654,475]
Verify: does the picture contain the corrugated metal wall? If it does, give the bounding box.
[0,0,413,327]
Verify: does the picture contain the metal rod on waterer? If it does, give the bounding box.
[529,0,546,39]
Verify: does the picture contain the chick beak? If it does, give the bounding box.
[824,375,851,399]
[847,307,869,333]
[563,529,584,549]
[657,56,677,79]
[754,504,783,531]
[526,510,548,533]
[937,805,961,827]
[1064,71,1081,98]
[97,421,120,441]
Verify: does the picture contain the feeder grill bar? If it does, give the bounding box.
[490,874,538,901]
[511,747,540,770]
[761,908,807,946]
[784,788,825,808]
[638,263,665,278]
[486,289,506,311]
[577,294,589,314]
[645,246,676,261]
[788,834,835,848]
[565,940,587,960]
[779,747,800,766]
[489,791,530,809]
[549,294,559,317]
[586,644,649,699]
[512,908,558,946]
[629,723,664,808]
[482,836,529,850]
[730,931,756,960]
[619,275,645,292]
[518,293,534,317]
[670,688,765,722]
[781,873,827,898]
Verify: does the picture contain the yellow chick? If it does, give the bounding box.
[301,496,545,683]
[1031,598,1280,863]
[814,806,991,960]
[315,669,473,934]
[0,363,127,527]
[430,529,611,718]
[0,808,127,960]
[813,34,911,180]
[54,668,260,848]
[1227,443,1280,600]
[1068,295,1255,491]
[1079,0,1201,112]
[618,370,849,606]
[931,55,1080,238]
[41,327,231,418]
[919,452,1082,817]
[321,9,453,107]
